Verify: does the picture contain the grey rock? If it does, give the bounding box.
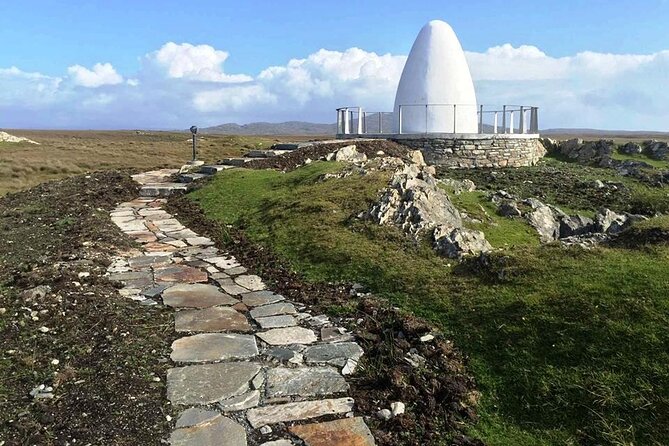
[162,283,239,308]
[170,415,247,446]
[377,409,392,420]
[234,275,266,291]
[140,284,170,298]
[175,407,220,428]
[218,390,260,412]
[266,367,349,397]
[645,140,669,160]
[620,142,643,154]
[246,397,355,428]
[334,145,367,163]
[170,333,259,362]
[174,306,252,333]
[321,327,354,343]
[559,215,596,238]
[256,327,317,346]
[498,201,522,217]
[266,347,302,362]
[433,226,492,258]
[242,291,285,307]
[525,201,560,242]
[255,315,298,329]
[304,342,364,365]
[250,302,297,319]
[167,362,261,405]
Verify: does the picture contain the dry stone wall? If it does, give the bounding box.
[392,137,546,168]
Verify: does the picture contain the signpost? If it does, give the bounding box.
[189,125,198,162]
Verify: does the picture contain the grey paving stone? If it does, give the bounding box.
[266,347,302,362]
[256,327,317,346]
[250,302,297,319]
[260,441,294,446]
[154,265,208,284]
[206,256,241,270]
[167,362,261,405]
[266,367,349,398]
[241,291,285,307]
[304,342,364,366]
[234,275,266,291]
[175,307,252,333]
[320,327,355,343]
[224,266,247,276]
[162,283,239,308]
[171,333,259,362]
[170,415,247,446]
[218,389,260,412]
[220,283,250,296]
[175,407,220,428]
[186,236,214,246]
[255,315,298,329]
[246,397,355,428]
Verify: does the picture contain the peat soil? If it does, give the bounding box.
[166,194,483,446]
[246,140,410,171]
[0,171,175,445]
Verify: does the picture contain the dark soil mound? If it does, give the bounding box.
[0,171,175,445]
[166,194,482,446]
[247,140,410,171]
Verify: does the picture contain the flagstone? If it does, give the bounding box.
[256,327,317,346]
[246,397,355,428]
[242,291,285,307]
[250,302,296,319]
[234,275,266,291]
[171,333,258,362]
[304,342,364,365]
[167,362,261,405]
[162,283,238,308]
[175,306,252,332]
[255,315,298,329]
[289,417,375,446]
[175,408,220,429]
[266,367,349,398]
[154,265,208,283]
[218,390,261,412]
[170,415,247,446]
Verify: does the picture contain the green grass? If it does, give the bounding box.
[611,151,669,169]
[190,161,669,445]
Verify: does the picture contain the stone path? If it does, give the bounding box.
[108,169,375,445]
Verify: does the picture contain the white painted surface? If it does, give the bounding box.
[393,20,478,133]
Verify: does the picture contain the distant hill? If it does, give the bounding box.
[542,128,669,138]
[201,121,336,135]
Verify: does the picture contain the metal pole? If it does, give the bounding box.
[357,107,363,134]
[493,112,498,134]
[379,112,382,134]
[479,104,483,134]
[509,111,515,134]
[519,106,525,134]
[398,106,403,134]
[192,134,196,161]
[425,104,428,134]
[502,105,507,134]
[453,104,457,134]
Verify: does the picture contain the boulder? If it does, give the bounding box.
[595,208,629,234]
[433,226,492,259]
[619,142,642,154]
[440,178,476,195]
[558,215,596,238]
[497,201,522,217]
[406,150,426,166]
[334,145,367,163]
[645,140,669,160]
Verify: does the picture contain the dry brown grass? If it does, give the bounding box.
[0,130,325,196]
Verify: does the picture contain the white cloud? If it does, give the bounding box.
[147,42,252,83]
[193,85,276,112]
[67,62,124,87]
[2,41,669,131]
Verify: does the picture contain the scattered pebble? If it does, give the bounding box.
[391,401,406,416]
[38,326,50,333]
[376,409,392,421]
[51,359,60,365]
[419,334,435,343]
[259,425,272,435]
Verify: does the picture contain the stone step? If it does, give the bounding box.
[178,173,209,183]
[139,183,190,197]
[199,164,235,175]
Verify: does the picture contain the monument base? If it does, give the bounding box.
[336,133,546,169]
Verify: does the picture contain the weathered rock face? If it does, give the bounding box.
[325,144,368,163]
[645,140,669,160]
[557,138,615,167]
[367,160,491,258]
[620,142,643,154]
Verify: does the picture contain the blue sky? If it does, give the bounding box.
[2,0,669,130]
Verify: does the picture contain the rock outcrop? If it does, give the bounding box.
[367,152,492,258]
[0,131,39,144]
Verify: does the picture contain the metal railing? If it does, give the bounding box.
[336,104,539,135]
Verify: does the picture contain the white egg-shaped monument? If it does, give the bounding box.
[394,20,478,133]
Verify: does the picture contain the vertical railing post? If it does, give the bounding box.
[343,108,350,134]
[509,110,515,134]
[493,112,498,134]
[336,109,341,134]
[530,107,539,133]
[425,104,428,134]
[398,106,403,134]
[453,104,457,134]
[479,104,483,133]
[519,106,525,134]
[362,111,367,134]
[379,112,383,134]
[502,105,507,134]
[357,107,363,134]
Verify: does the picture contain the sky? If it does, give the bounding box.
[1,0,669,130]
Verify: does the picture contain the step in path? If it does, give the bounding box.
[108,169,375,446]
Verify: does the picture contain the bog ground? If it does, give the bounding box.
[1,131,668,446]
